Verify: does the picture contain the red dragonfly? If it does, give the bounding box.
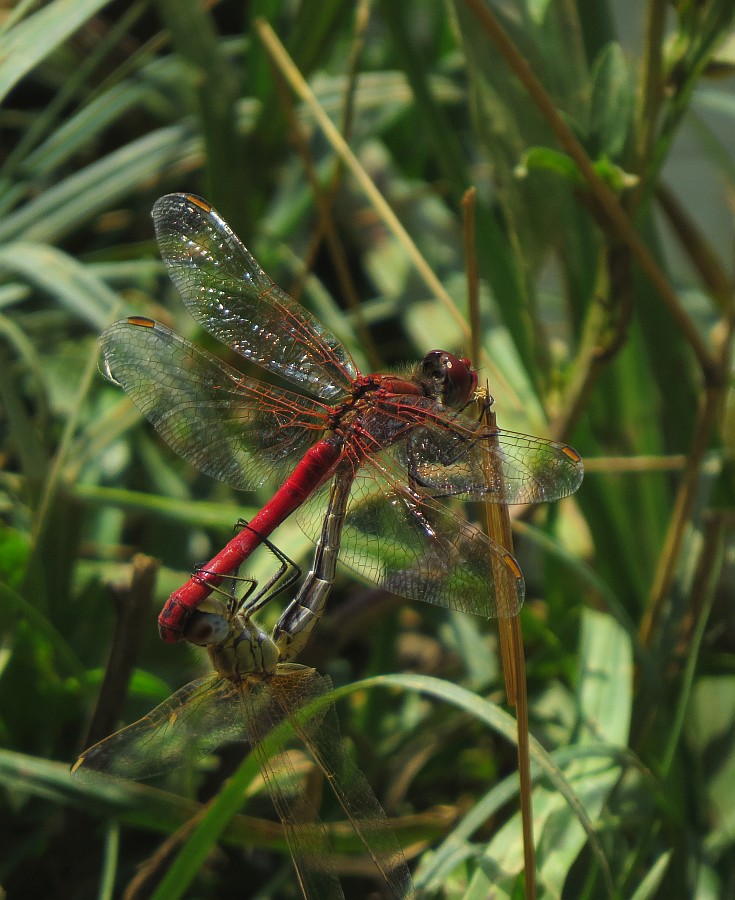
[74,560,414,899]
[100,193,583,643]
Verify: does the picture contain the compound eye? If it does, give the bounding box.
[183,610,230,646]
[423,350,477,407]
[444,354,477,407]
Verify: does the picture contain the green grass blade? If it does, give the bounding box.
[0,127,196,244]
[0,243,121,328]
[0,0,113,102]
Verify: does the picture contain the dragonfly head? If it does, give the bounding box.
[184,599,280,679]
[420,350,478,408]
[183,598,232,646]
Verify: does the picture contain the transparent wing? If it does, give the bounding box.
[388,401,584,503]
[296,454,525,619]
[271,667,413,900]
[236,666,345,900]
[73,670,345,897]
[72,676,255,779]
[100,318,327,491]
[152,193,358,401]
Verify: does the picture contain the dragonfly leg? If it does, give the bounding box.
[192,530,301,623]
[468,383,494,419]
[192,562,258,615]
[234,521,302,617]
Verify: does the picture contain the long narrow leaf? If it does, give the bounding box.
[0,0,113,101]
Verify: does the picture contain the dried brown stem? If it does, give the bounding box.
[670,512,725,678]
[640,384,723,645]
[633,0,669,189]
[657,183,734,309]
[641,191,735,644]
[478,399,536,900]
[269,52,381,370]
[80,554,159,749]
[123,811,207,900]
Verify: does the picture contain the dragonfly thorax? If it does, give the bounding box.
[212,614,280,680]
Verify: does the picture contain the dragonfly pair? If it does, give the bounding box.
[75,194,584,898]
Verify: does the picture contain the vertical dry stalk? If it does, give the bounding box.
[478,395,536,900]
[465,185,536,898]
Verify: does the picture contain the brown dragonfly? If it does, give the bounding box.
[74,546,414,899]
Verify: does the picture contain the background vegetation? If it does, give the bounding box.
[2,1,735,897]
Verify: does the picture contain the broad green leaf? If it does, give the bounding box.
[630,850,673,900]
[467,610,630,898]
[0,126,196,244]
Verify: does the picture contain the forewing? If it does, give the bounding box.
[274,668,414,900]
[72,668,373,896]
[72,676,252,780]
[152,193,358,400]
[100,318,325,491]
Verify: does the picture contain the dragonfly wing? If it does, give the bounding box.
[241,668,345,900]
[72,676,253,780]
[74,669,344,895]
[337,457,525,618]
[490,427,584,502]
[152,193,358,401]
[389,402,583,503]
[100,318,325,491]
[272,667,413,900]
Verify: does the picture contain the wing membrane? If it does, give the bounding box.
[295,455,524,619]
[236,667,345,900]
[386,400,584,503]
[272,667,413,899]
[74,666,412,898]
[153,193,357,400]
[74,673,345,897]
[73,676,253,779]
[100,318,326,491]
